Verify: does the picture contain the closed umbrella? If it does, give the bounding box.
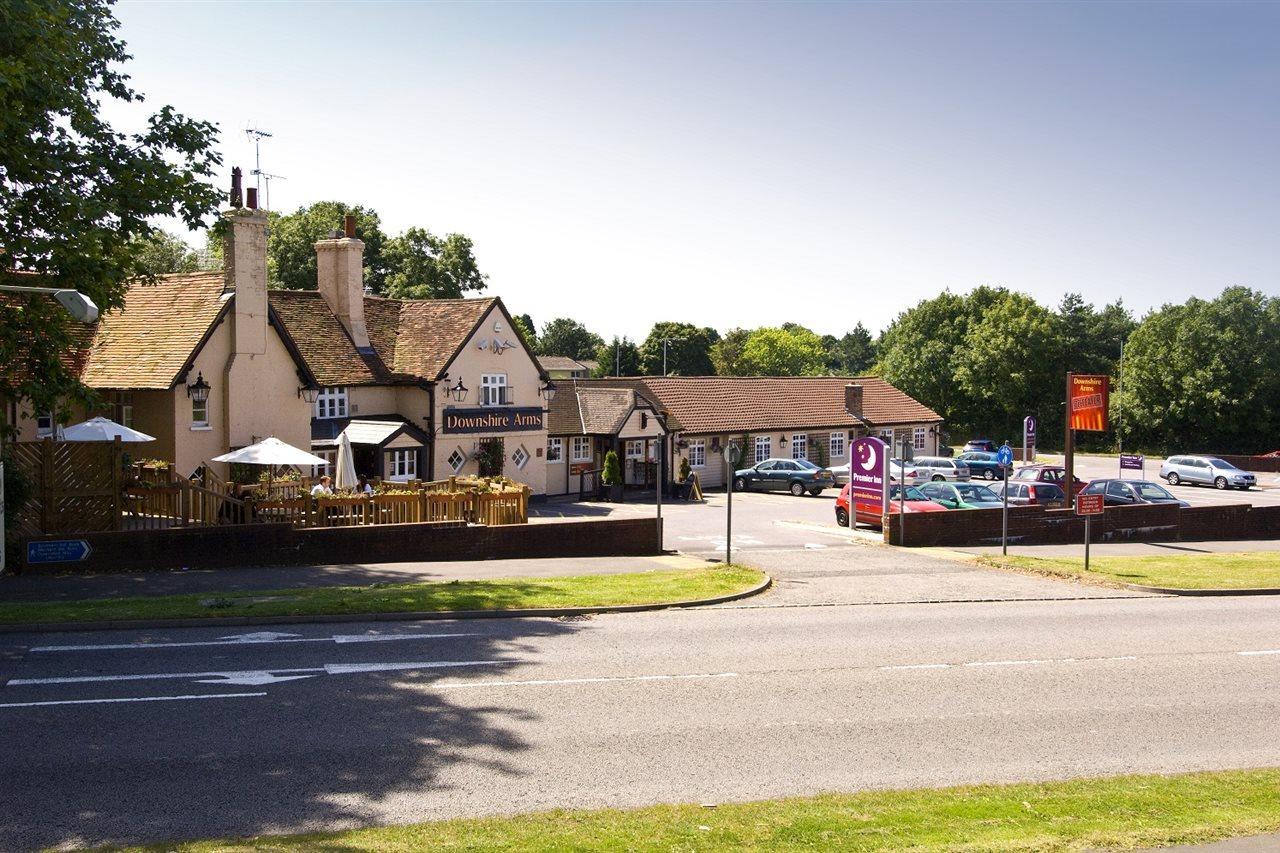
[334,430,358,491]
[62,416,155,443]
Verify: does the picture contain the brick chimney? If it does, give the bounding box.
[222,207,269,356]
[844,383,864,418]
[314,214,370,349]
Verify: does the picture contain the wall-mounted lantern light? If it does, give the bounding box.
[297,385,320,404]
[538,380,558,403]
[186,372,211,403]
[448,378,469,402]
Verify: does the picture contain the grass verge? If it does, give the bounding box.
[114,768,1280,851]
[979,551,1280,590]
[0,566,764,626]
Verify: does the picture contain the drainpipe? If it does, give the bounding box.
[425,381,437,481]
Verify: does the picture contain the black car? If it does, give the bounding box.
[1077,479,1190,508]
[732,458,835,496]
[963,439,998,453]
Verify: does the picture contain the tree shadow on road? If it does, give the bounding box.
[0,611,587,849]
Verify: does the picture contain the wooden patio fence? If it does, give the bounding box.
[6,438,123,539]
[251,487,529,529]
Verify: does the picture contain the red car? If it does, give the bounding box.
[1012,465,1087,492]
[834,483,948,529]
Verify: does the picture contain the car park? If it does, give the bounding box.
[1013,464,1087,492]
[963,439,998,453]
[830,458,918,485]
[909,456,971,482]
[956,450,1006,481]
[733,458,834,496]
[834,483,948,528]
[918,481,1004,509]
[1078,478,1190,508]
[1160,455,1256,490]
[991,480,1067,508]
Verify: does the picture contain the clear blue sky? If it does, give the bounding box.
[109,0,1278,339]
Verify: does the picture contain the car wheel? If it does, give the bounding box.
[835,507,849,527]
[790,482,806,497]
[931,474,945,482]
[983,469,995,480]
[1166,472,1180,486]
[1214,476,1228,490]
[733,477,747,491]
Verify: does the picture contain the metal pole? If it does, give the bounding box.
[1002,463,1009,556]
[655,435,663,551]
[1064,373,1076,505]
[663,341,668,376]
[725,455,733,565]
[899,436,907,547]
[1084,513,1091,573]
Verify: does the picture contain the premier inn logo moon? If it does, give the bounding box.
[442,406,544,434]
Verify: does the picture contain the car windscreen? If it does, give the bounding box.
[794,459,820,470]
[955,484,999,501]
[888,484,928,501]
[1135,482,1176,500]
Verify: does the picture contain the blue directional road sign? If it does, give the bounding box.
[26,539,92,564]
[996,443,1014,468]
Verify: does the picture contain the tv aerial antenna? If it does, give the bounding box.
[245,126,285,210]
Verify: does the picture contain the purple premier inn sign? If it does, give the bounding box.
[849,436,890,512]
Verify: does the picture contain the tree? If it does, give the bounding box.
[130,230,199,275]
[639,322,720,375]
[538,318,604,360]
[593,337,642,376]
[267,202,387,292]
[383,229,487,299]
[1122,288,1280,454]
[1,0,221,433]
[825,324,877,375]
[709,328,751,376]
[511,313,537,350]
[876,291,972,429]
[737,327,828,376]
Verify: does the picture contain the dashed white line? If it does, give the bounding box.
[1238,649,1280,657]
[30,632,477,653]
[879,655,1138,672]
[428,672,739,690]
[0,692,266,709]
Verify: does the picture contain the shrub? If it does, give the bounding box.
[601,450,623,486]
[678,456,691,483]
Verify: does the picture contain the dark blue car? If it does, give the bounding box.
[956,450,1007,481]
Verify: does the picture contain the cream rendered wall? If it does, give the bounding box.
[346,386,398,419]
[432,304,548,495]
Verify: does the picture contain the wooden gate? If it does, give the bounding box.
[5,438,123,539]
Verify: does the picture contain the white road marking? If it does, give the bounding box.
[30,632,477,653]
[9,660,501,687]
[879,663,951,671]
[0,692,266,709]
[1238,649,1280,656]
[429,672,739,690]
[879,655,1137,672]
[803,543,827,550]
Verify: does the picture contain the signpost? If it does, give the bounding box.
[1119,453,1144,479]
[997,443,1014,555]
[724,441,742,565]
[26,539,92,565]
[655,435,664,552]
[1075,492,1105,572]
[1065,373,1111,504]
[849,436,890,541]
[1022,415,1037,464]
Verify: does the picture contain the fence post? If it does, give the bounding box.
[40,438,54,534]
[111,436,123,530]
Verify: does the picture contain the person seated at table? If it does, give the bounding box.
[310,476,333,498]
[357,475,375,495]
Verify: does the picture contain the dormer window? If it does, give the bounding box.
[315,386,348,419]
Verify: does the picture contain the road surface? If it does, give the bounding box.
[2,586,1278,849]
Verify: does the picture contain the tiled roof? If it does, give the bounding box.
[366,296,497,380]
[81,272,229,390]
[269,291,387,386]
[539,355,587,372]
[572,376,942,434]
[0,290,97,385]
[548,386,635,435]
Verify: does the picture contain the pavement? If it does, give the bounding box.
[953,539,1280,559]
[2,593,1279,849]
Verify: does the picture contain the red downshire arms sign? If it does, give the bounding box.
[1068,374,1110,432]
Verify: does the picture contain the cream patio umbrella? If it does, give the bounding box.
[61,416,155,443]
[212,436,330,490]
[334,430,358,491]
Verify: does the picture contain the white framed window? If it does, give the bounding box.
[626,440,644,459]
[829,431,846,459]
[754,436,771,464]
[387,448,417,481]
[315,386,348,419]
[571,436,592,462]
[688,439,706,468]
[191,396,209,428]
[311,449,335,477]
[512,445,530,469]
[480,374,508,407]
[447,447,466,473]
[914,426,927,450]
[35,411,55,438]
[791,434,807,460]
[547,438,563,463]
[879,429,894,441]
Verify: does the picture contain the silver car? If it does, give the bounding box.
[909,456,971,482]
[1159,455,1255,491]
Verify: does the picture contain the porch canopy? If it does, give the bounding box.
[61,416,155,443]
[212,436,329,468]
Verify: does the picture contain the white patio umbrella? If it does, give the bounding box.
[334,430,358,491]
[212,436,329,468]
[61,416,155,443]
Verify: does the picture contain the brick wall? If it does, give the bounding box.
[885,503,1280,547]
[1208,454,1280,474]
[20,517,662,574]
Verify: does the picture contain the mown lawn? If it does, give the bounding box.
[116,768,1280,852]
[0,566,764,626]
[981,551,1280,590]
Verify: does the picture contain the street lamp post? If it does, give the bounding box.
[660,338,686,376]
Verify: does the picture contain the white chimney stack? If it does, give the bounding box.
[314,213,371,350]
